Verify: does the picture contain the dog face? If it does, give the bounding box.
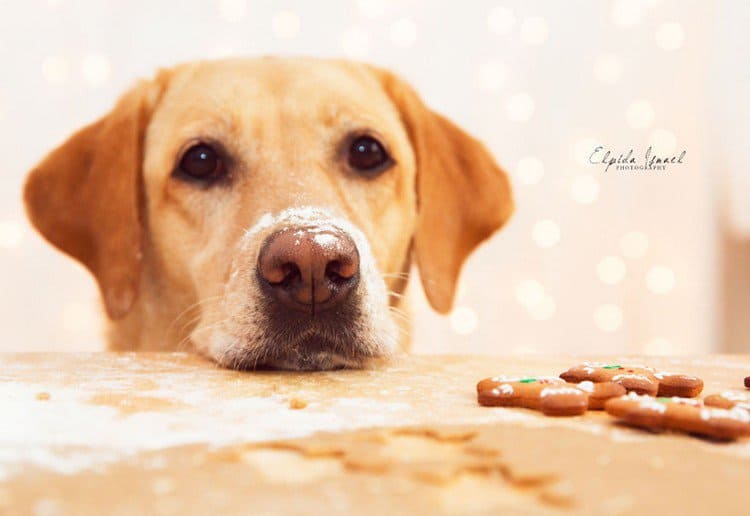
[24,58,513,370]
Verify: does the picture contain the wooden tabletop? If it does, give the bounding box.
[0,353,748,514]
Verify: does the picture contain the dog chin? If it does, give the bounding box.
[211,333,389,371]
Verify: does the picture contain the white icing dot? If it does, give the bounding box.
[541,387,581,397]
[500,384,514,395]
[577,381,594,393]
[640,399,667,413]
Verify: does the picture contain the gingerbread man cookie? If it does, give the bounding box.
[704,391,750,413]
[559,363,703,397]
[477,376,625,416]
[605,393,750,440]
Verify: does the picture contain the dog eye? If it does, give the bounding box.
[348,136,391,174]
[177,143,225,181]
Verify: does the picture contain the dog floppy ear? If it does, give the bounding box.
[375,69,514,313]
[24,79,164,319]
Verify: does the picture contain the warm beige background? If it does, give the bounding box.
[0,0,747,355]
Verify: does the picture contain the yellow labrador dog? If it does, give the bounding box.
[24,58,513,370]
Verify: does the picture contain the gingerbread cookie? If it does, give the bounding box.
[477,376,625,416]
[605,393,750,440]
[560,363,703,397]
[704,391,750,413]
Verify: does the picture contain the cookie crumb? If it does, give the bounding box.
[289,398,307,410]
[35,392,51,401]
[649,456,665,469]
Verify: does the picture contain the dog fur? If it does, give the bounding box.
[24,57,513,370]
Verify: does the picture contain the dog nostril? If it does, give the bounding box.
[258,226,360,313]
[277,263,301,286]
[325,259,357,283]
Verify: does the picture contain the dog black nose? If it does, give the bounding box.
[257,227,360,314]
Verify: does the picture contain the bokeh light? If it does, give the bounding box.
[570,174,600,204]
[476,59,508,92]
[611,0,644,28]
[217,0,247,23]
[620,231,649,259]
[60,302,97,333]
[41,56,69,84]
[597,256,627,285]
[81,53,111,87]
[594,304,623,332]
[533,220,560,248]
[519,17,549,45]
[643,337,674,355]
[506,92,535,122]
[0,220,24,249]
[272,10,301,39]
[487,5,515,36]
[646,266,675,294]
[593,54,623,83]
[626,100,655,129]
[528,295,556,321]
[649,129,677,155]
[515,156,545,185]
[450,306,479,335]
[515,279,545,308]
[340,27,370,58]
[357,0,386,19]
[389,19,417,47]
[573,136,600,165]
[655,22,685,51]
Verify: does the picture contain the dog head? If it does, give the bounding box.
[24,58,513,370]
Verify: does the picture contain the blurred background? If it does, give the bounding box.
[0,0,748,355]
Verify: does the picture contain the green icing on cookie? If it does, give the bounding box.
[602,365,622,370]
[656,397,671,404]
[519,378,537,384]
